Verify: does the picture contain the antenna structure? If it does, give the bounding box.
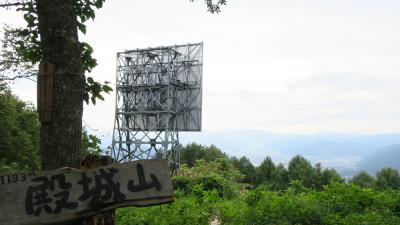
[111,43,203,169]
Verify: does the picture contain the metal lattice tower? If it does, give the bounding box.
[111,43,203,168]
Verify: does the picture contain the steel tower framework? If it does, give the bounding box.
[111,43,203,168]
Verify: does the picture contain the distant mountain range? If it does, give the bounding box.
[357,144,400,174]
[102,129,400,177]
[179,130,400,176]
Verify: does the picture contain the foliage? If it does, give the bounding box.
[116,144,400,224]
[231,156,255,184]
[0,82,110,172]
[0,24,38,81]
[117,195,214,225]
[313,163,344,190]
[350,171,376,189]
[255,156,276,186]
[176,158,243,198]
[274,163,289,190]
[0,82,40,171]
[190,0,227,13]
[245,155,344,191]
[174,174,233,199]
[186,158,243,182]
[288,155,315,188]
[0,0,112,104]
[84,77,112,104]
[0,159,26,173]
[119,157,241,225]
[221,183,400,225]
[376,167,400,190]
[180,145,346,191]
[180,143,227,167]
[81,129,103,157]
[117,180,400,225]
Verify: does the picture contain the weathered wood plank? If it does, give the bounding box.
[37,62,54,122]
[80,155,115,225]
[0,160,174,225]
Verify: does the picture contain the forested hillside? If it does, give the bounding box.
[117,143,400,225]
[2,84,400,224]
[358,144,400,173]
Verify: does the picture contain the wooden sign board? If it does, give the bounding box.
[37,62,54,122]
[0,160,174,225]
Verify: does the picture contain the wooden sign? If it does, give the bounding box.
[37,62,54,122]
[0,160,174,225]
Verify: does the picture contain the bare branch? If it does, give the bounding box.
[0,71,37,82]
[0,0,26,8]
[0,2,24,8]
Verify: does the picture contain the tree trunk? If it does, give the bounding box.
[36,1,85,224]
[36,0,84,170]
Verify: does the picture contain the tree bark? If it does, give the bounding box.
[36,1,85,224]
[36,0,84,171]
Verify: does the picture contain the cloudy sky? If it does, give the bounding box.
[3,0,400,135]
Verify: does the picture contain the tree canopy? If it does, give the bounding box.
[0,82,39,171]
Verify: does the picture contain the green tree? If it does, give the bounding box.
[81,129,103,157]
[176,157,243,198]
[288,155,314,188]
[203,144,227,161]
[376,167,400,190]
[255,156,276,186]
[312,163,343,190]
[320,167,343,186]
[180,143,203,167]
[0,82,39,171]
[231,156,256,184]
[190,158,243,183]
[349,171,376,189]
[180,143,227,167]
[273,163,289,190]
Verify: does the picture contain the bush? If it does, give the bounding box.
[117,159,400,225]
[117,196,213,225]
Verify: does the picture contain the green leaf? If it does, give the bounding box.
[84,77,113,105]
[77,22,87,34]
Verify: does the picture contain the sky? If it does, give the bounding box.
[2,0,400,136]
